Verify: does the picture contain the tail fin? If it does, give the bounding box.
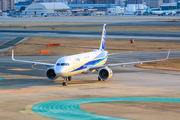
[146,7,152,13]
[99,24,106,51]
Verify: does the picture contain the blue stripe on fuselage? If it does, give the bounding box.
[71,56,107,72]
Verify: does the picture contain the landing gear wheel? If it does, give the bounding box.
[68,76,72,81]
[62,82,67,86]
[62,78,67,86]
[98,77,101,81]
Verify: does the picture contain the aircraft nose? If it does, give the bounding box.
[55,67,68,77]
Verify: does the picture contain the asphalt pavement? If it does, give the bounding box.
[0,37,24,49]
[0,30,180,43]
[0,15,180,23]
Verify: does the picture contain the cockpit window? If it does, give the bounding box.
[56,63,70,66]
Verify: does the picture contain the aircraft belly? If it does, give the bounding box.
[70,70,84,76]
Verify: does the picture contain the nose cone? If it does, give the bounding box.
[55,67,68,77]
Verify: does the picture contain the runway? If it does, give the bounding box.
[0,15,180,23]
[1,30,180,42]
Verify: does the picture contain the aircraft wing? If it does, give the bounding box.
[89,50,170,70]
[12,49,55,67]
[107,52,132,56]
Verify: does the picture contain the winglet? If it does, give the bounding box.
[166,49,170,60]
[12,49,15,61]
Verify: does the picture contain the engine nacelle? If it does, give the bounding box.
[46,67,58,80]
[82,69,95,74]
[98,67,113,80]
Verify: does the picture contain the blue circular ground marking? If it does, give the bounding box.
[32,97,180,120]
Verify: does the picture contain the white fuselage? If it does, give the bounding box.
[54,50,108,78]
[152,10,176,15]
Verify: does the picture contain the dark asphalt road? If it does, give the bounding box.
[1,29,180,37]
[0,36,15,45]
[0,37,24,49]
[1,21,180,28]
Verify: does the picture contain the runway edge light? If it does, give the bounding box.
[0,78,2,81]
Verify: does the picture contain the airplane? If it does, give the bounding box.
[145,7,176,16]
[12,24,170,86]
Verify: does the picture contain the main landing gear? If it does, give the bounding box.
[98,77,101,81]
[62,76,72,86]
[98,77,105,81]
[68,76,72,81]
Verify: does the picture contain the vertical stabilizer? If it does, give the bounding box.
[146,7,152,13]
[99,24,106,51]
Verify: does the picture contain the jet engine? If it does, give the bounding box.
[46,67,58,80]
[98,67,113,80]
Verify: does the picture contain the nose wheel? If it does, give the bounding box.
[62,82,67,86]
[62,78,67,86]
[62,76,72,86]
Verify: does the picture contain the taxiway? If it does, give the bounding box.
[0,51,180,120]
[0,16,180,119]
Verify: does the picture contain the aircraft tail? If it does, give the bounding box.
[99,24,106,51]
[146,7,152,13]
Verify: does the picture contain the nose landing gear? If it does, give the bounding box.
[62,76,72,86]
[62,78,67,86]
